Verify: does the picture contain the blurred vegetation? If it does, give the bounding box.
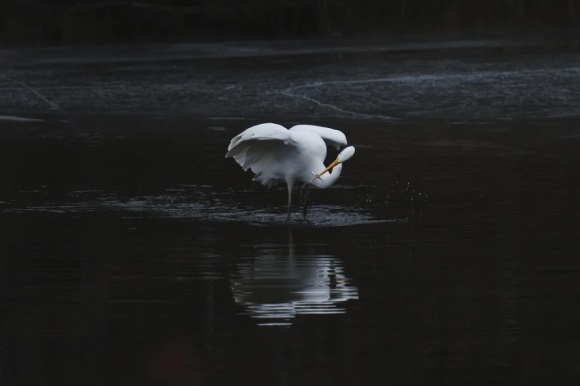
[0,0,578,46]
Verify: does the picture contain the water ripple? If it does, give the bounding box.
[1,186,396,227]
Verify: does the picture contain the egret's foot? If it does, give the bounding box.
[301,215,314,225]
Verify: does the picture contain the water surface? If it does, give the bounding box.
[1,113,580,385]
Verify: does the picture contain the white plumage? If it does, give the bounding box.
[226,123,355,220]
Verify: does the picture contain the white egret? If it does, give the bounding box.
[225,123,355,221]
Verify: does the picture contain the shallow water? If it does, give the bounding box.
[1,113,580,385]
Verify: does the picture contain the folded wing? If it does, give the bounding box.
[289,124,347,150]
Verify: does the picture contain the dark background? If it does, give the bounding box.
[1,0,579,47]
[2,2,580,386]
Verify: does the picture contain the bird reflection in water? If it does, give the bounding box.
[231,230,358,326]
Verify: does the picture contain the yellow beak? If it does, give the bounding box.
[314,158,339,179]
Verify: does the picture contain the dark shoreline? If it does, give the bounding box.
[1,0,579,46]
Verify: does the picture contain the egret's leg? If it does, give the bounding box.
[285,182,293,222]
[286,193,291,222]
[302,185,311,219]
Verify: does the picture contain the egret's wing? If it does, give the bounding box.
[289,125,347,150]
[227,123,290,153]
[226,123,296,186]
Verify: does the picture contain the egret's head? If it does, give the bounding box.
[315,146,355,178]
[337,146,355,163]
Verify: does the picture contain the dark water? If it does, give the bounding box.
[1,113,580,385]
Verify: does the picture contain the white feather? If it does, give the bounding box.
[289,124,347,150]
[225,122,355,220]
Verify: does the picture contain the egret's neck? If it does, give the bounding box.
[309,164,342,189]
